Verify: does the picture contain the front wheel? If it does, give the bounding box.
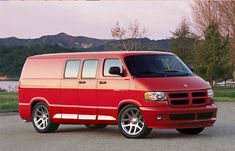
[118,104,152,138]
[32,102,59,133]
[176,127,204,135]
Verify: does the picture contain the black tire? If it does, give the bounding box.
[32,102,59,133]
[176,127,204,135]
[85,124,107,129]
[118,104,152,138]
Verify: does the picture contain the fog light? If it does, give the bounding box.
[157,114,163,120]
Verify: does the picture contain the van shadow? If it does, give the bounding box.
[56,127,117,133]
[55,125,121,136]
[147,130,199,139]
[54,125,215,139]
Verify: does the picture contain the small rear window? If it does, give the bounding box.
[64,60,80,78]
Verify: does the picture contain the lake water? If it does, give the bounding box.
[0,81,18,92]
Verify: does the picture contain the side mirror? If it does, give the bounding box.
[109,66,124,76]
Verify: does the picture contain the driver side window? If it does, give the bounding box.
[103,59,123,77]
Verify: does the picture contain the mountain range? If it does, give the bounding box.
[0,33,171,51]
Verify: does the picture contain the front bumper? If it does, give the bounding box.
[140,104,217,129]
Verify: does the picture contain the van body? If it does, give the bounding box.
[18,51,217,138]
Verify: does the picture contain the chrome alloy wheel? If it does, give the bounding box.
[121,107,144,136]
[33,105,49,130]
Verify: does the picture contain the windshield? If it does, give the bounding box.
[124,54,193,77]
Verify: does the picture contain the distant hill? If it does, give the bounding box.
[0,33,172,78]
[0,33,171,51]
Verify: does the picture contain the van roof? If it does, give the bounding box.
[28,51,174,59]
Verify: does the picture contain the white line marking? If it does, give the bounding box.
[78,114,96,120]
[62,114,78,119]
[97,115,116,120]
[19,103,30,106]
[53,113,116,121]
[53,114,62,119]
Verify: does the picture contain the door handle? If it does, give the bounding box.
[79,81,86,84]
[99,81,107,84]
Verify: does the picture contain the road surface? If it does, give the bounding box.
[0,102,235,151]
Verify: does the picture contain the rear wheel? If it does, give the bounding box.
[85,124,107,129]
[32,102,59,133]
[176,127,204,135]
[118,104,152,138]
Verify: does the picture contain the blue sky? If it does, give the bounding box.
[0,1,193,40]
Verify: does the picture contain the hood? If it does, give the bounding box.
[134,75,210,91]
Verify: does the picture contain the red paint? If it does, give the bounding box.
[18,51,217,129]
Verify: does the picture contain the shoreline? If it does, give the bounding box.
[0,79,19,81]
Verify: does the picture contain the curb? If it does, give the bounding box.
[0,111,18,116]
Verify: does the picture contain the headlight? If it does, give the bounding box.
[144,92,167,101]
[207,89,214,98]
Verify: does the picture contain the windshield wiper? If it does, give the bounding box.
[133,71,166,77]
[164,70,191,76]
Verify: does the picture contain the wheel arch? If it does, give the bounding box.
[118,99,142,113]
[30,97,50,113]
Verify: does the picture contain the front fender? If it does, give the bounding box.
[118,99,142,109]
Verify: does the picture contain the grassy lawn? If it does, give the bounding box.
[0,88,234,112]
[0,92,18,112]
[214,88,235,102]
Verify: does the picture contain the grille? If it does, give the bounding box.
[169,112,214,121]
[192,92,206,97]
[192,98,206,104]
[169,93,188,98]
[168,90,207,106]
[171,100,189,105]
[169,114,195,120]
[197,112,214,120]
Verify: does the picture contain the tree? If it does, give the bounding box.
[192,0,235,36]
[111,21,148,51]
[195,22,230,86]
[192,0,235,76]
[171,18,199,66]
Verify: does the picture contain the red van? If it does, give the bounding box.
[18,51,217,138]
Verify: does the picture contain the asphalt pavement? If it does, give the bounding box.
[0,102,235,151]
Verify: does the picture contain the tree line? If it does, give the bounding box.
[171,0,235,85]
[0,45,79,78]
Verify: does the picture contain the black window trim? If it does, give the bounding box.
[64,59,81,79]
[81,59,99,79]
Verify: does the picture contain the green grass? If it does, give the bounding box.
[0,92,18,112]
[0,88,234,112]
[214,88,235,102]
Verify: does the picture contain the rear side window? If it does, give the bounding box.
[103,59,123,76]
[64,60,80,78]
[82,60,98,78]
